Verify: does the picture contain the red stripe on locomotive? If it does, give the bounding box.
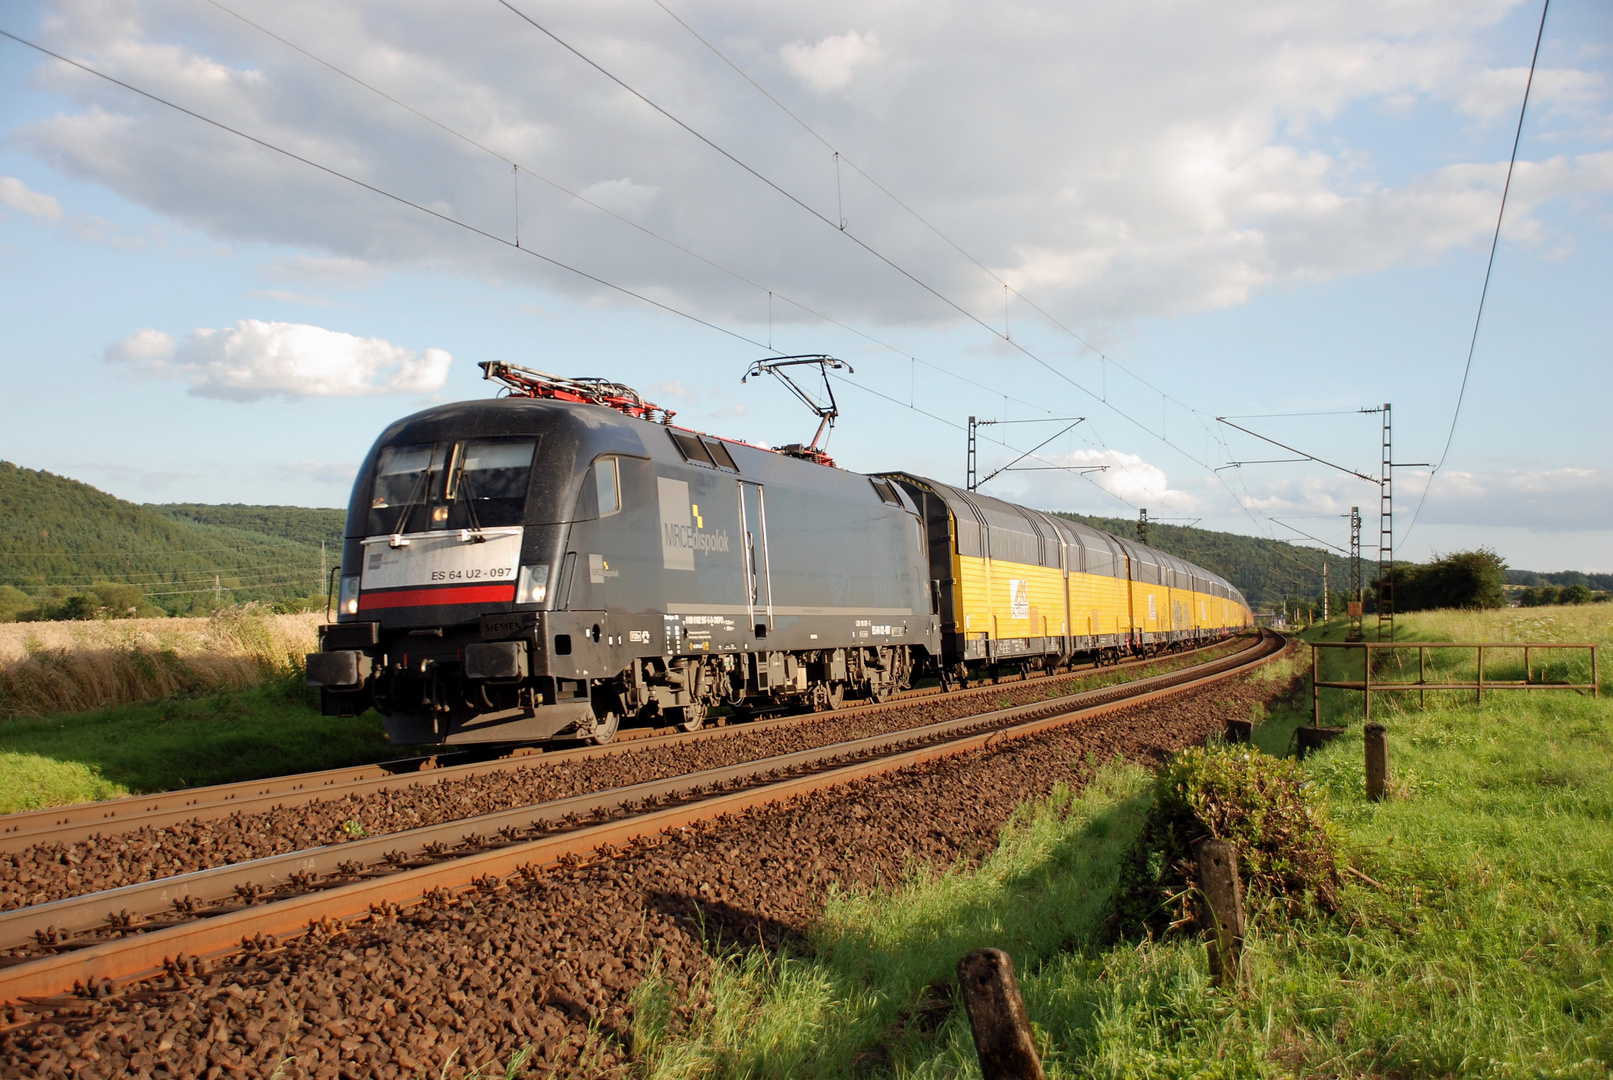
[358,583,516,610]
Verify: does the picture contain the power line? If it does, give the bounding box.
[1401,0,1550,551]
[1,24,1151,529]
[0,26,772,355]
[649,0,1273,532]
[183,0,1146,484]
[498,1,1259,525]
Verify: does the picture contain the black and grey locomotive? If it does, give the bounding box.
[307,364,1250,746]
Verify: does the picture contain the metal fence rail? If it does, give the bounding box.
[1310,640,1599,725]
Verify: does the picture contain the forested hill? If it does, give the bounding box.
[0,462,329,615]
[1053,512,1335,612]
[150,504,345,551]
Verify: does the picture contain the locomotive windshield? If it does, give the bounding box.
[368,438,536,535]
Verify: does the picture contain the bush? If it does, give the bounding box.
[1109,744,1342,940]
[1392,548,1507,612]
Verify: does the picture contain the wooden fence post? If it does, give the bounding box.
[957,948,1045,1080]
[1364,722,1388,802]
[1194,839,1246,987]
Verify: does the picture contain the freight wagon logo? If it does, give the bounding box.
[658,477,730,571]
[1009,579,1029,620]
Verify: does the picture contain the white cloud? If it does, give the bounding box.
[10,0,1611,328]
[105,320,452,400]
[104,328,177,369]
[247,289,338,306]
[0,175,65,222]
[990,447,1203,514]
[1416,467,1613,531]
[780,31,884,94]
[261,255,380,282]
[275,459,360,486]
[577,178,661,218]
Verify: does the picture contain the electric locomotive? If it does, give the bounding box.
[307,363,1252,746]
[307,363,937,745]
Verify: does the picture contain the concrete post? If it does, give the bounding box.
[1364,722,1388,801]
[957,948,1045,1080]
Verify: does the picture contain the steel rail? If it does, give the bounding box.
[0,631,1284,1006]
[0,633,1265,953]
[0,637,1240,853]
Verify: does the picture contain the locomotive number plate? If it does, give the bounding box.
[361,527,523,590]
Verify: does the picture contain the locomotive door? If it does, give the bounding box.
[738,482,773,633]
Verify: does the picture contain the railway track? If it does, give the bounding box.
[0,630,1284,1008]
[0,638,1238,854]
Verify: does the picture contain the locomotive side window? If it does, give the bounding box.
[705,439,739,471]
[669,430,740,472]
[670,430,716,466]
[594,456,621,517]
[871,478,903,506]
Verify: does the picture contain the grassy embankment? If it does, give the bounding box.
[628,607,1613,1078]
[0,609,391,812]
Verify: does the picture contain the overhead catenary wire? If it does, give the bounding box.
[1400,0,1550,552]
[0,28,773,356]
[1,26,1133,521]
[648,0,1274,532]
[183,0,1150,509]
[497,0,1263,527]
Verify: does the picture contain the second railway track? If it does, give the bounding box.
[0,630,1285,1007]
[0,638,1241,855]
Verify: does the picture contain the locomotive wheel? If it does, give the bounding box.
[676,703,707,732]
[589,708,621,745]
[810,681,846,712]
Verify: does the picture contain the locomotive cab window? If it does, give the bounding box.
[367,438,535,535]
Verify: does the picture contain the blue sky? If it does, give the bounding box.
[1,0,1609,572]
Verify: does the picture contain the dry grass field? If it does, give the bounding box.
[0,608,321,719]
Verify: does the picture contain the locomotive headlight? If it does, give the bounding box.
[338,575,361,616]
[516,563,550,605]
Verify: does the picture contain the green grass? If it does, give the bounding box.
[631,611,1613,1078]
[0,673,395,812]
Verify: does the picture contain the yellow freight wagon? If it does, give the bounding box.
[882,473,1252,676]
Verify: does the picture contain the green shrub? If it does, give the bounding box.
[1109,744,1341,940]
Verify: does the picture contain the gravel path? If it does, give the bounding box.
[0,664,1294,1079]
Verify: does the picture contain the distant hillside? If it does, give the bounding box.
[1506,568,1613,592]
[150,504,345,550]
[0,462,327,616]
[1054,512,1336,612]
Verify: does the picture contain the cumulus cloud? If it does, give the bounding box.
[991,447,1203,514]
[780,31,884,94]
[104,328,178,370]
[11,0,1611,327]
[0,175,65,222]
[105,320,452,400]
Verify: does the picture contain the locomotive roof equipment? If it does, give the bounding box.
[741,355,852,467]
